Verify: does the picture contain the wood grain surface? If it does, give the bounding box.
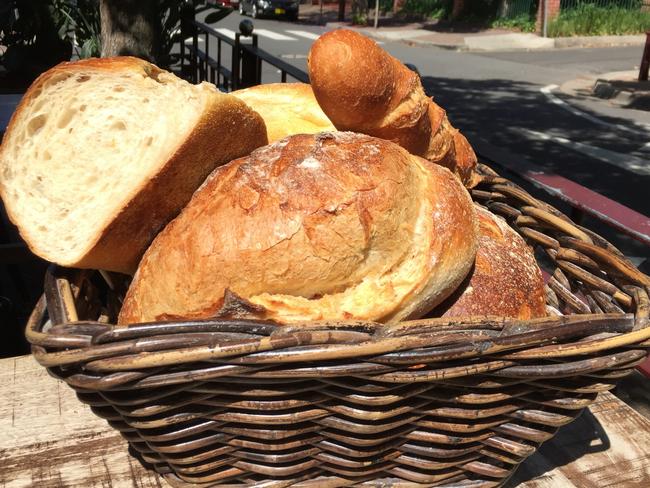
[2,355,650,488]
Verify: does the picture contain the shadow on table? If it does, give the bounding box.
[0,204,47,359]
[506,409,610,486]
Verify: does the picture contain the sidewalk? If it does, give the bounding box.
[298,4,648,52]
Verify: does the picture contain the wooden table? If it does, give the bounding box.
[2,355,650,487]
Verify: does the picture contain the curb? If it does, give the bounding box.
[322,23,648,52]
[553,34,646,49]
[559,71,650,113]
[332,27,467,51]
[593,79,650,110]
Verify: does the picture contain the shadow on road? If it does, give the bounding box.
[420,75,650,261]
[421,75,650,216]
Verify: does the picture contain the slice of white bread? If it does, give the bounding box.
[0,57,267,274]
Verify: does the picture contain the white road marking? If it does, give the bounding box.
[214,28,237,39]
[515,127,650,176]
[285,30,320,40]
[541,84,650,136]
[254,29,297,41]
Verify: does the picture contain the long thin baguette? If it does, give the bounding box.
[0,57,267,274]
[308,29,477,187]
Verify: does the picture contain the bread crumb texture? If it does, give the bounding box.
[0,56,266,272]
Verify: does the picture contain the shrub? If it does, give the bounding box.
[492,13,536,32]
[548,3,650,36]
[399,0,450,19]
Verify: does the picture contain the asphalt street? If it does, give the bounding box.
[193,11,649,258]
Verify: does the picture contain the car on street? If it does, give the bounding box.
[239,0,299,21]
[209,0,238,8]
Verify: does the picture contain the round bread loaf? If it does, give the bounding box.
[118,132,478,325]
[308,29,477,187]
[433,205,546,319]
[231,83,335,143]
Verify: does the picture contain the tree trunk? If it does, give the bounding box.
[451,0,465,20]
[100,0,159,63]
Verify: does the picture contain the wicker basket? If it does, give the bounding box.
[26,163,650,487]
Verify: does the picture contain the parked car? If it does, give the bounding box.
[239,0,299,21]
[209,0,238,7]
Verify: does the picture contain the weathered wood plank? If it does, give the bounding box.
[508,397,650,487]
[0,355,164,488]
[2,355,650,487]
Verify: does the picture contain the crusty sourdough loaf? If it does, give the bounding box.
[0,57,267,274]
[434,205,547,319]
[308,29,477,187]
[118,132,478,325]
[232,83,335,143]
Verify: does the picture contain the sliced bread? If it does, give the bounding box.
[0,57,267,274]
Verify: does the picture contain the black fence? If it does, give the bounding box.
[180,13,308,91]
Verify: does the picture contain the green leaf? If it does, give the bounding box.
[205,8,233,24]
[80,38,98,59]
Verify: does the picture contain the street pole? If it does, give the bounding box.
[374,0,379,28]
[543,0,548,38]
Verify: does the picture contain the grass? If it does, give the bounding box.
[548,4,650,36]
[491,14,536,32]
[399,0,448,19]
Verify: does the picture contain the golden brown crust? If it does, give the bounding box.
[118,132,477,325]
[308,31,397,127]
[433,206,547,320]
[0,56,268,274]
[307,29,477,187]
[231,83,335,143]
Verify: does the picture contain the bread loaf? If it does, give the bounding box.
[308,29,477,187]
[434,205,546,319]
[118,132,478,326]
[232,83,335,143]
[0,57,267,274]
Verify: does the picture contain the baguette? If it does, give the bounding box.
[232,83,335,143]
[308,29,477,187]
[0,57,267,274]
[118,132,478,325]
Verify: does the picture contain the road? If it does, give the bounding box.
[193,11,650,258]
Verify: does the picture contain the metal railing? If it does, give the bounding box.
[180,16,308,91]
[560,0,648,10]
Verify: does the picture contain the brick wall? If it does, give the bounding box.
[536,0,562,33]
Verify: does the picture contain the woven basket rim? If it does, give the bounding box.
[23,162,650,487]
[25,162,650,377]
